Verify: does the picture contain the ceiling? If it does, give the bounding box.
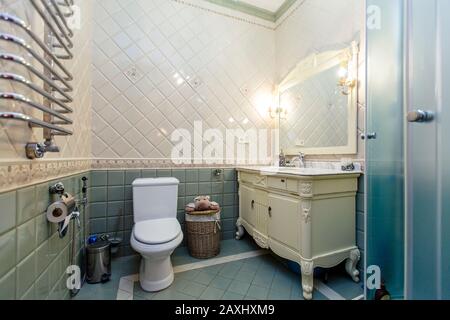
[204,0,298,22]
[238,0,287,13]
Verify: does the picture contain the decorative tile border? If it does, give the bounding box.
[90,158,242,170]
[0,159,91,193]
[0,157,363,193]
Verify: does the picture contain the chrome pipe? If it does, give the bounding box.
[29,0,74,57]
[40,0,74,44]
[0,112,73,135]
[0,73,73,113]
[0,53,73,102]
[56,0,75,17]
[0,14,74,79]
[0,93,73,124]
[0,33,73,86]
[49,0,73,37]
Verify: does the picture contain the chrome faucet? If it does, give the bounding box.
[299,152,306,168]
[291,152,306,168]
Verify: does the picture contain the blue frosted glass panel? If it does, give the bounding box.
[406,0,438,299]
[406,0,450,300]
[366,0,405,299]
[440,0,450,299]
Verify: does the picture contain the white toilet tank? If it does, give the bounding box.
[132,178,179,223]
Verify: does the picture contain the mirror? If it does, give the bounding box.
[277,42,359,155]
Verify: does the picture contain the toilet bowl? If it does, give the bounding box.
[131,218,183,292]
[130,178,183,292]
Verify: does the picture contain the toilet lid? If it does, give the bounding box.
[134,218,181,245]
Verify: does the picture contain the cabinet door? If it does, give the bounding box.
[268,193,300,250]
[239,184,256,227]
[255,190,269,237]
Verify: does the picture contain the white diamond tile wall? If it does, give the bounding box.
[0,0,93,161]
[0,0,366,164]
[91,0,277,160]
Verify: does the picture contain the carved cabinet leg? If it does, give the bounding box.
[235,220,245,240]
[345,249,361,283]
[300,260,314,300]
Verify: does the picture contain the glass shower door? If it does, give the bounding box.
[405,0,450,300]
[365,0,405,300]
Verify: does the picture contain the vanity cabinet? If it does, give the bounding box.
[236,168,361,300]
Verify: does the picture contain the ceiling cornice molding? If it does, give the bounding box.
[275,0,298,21]
[203,0,299,22]
[204,0,276,21]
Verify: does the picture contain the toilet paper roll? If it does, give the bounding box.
[46,194,76,223]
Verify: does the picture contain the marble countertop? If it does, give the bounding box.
[237,166,363,177]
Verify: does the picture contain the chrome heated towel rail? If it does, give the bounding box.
[0,0,75,159]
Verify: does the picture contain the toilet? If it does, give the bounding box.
[130,178,183,292]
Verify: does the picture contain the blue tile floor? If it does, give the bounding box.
[74,237,363,300]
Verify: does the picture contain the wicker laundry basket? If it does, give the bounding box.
[185,210,221,259]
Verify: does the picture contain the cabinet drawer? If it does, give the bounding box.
[240,172,256,184]
[267,177,288,190]
[240,172,267,187]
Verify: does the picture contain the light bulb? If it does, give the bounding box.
[338,66,348,78]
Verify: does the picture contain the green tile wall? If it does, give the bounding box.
[88,168,239,257]
[0,168,363,299]
[0,172,90,300]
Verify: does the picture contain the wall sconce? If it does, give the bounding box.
[337,60,356,96]
[269,106,288,120]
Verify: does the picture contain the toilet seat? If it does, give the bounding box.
[134,218,181,245]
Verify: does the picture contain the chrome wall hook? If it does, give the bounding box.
[49,182,65,195]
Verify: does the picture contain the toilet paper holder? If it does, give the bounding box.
[47,182,82,238]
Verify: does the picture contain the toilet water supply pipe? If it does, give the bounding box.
[69,207,80,297]
[69,176,89,297]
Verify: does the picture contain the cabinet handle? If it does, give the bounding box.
[251,200,255,209]
[281,179,285,183]
[268,207,272,217]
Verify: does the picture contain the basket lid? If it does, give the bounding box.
[185,209,220,216]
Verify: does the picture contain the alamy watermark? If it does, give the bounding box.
[367,5,382,30]
[66,265,81,291]
[170,121,278,165]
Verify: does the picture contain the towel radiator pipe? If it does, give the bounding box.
[0,73,73,113]
[58,0,75,17]
[30,0,73,57]
[49,0,74,37]
[0,112,73,135]
[0,1,75,159]
[0,93,73,124]
[0,53,73,102]
[0,33,73,86]
[0,13,74,74]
